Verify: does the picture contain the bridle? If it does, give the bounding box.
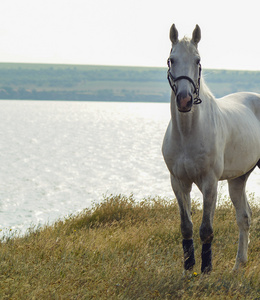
[167,58,202,105]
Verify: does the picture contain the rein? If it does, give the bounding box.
[167,58,202,105]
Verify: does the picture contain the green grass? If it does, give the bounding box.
[1,194,259,299]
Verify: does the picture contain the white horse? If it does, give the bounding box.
[162,24,260,273]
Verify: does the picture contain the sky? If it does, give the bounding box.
[0,0,260,70]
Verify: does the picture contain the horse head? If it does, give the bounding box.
[167,24,202,113]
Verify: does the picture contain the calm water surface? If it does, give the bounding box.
[0,100,259,234]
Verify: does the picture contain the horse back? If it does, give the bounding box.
[218,92,260,122]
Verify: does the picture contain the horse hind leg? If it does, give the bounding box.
[228,170,253,271]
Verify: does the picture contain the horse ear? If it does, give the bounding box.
[192,24,201,45]
[170,24,178,45]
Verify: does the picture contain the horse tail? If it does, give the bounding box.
[257,159,260,168]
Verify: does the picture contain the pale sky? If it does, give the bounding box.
[0,0,260,70]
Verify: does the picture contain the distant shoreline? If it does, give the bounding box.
[0,98,170,103]
[0,62,260,101]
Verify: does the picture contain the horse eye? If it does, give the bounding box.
[167,58,174,67]
[196,58,201,65]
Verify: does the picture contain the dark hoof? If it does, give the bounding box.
[201,265,212,274]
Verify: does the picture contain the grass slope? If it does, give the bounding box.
[1,194,260,299]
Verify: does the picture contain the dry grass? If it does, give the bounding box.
[0,194,259,299]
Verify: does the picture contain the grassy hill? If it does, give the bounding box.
[1,195,260,299]
[0,63,260,101]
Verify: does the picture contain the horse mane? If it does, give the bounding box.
[199,76,215,100]
[181,36,191,44]
[179,37,197,53]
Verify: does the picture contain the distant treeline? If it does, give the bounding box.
[0,63,260,101]
[0,87,163,102]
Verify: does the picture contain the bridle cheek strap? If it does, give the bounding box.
[167,61,202,105]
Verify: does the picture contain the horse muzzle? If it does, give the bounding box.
[176,91,193,113]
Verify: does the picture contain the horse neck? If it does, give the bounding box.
[170,97,198,136]
[170,80,216,137]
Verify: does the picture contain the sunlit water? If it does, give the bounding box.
[0,100,259,235]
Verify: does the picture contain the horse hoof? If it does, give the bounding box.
[201,265,212,274]
[232,261,247,272]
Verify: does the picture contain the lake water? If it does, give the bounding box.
[0,100,259,235]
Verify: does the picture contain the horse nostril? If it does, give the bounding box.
[177,92,193,111]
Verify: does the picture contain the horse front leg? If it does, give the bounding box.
[170,175,195,271]
[199,179,218,273]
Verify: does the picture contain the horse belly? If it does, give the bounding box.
[218,103,260,180]
[221,135,260,180]
[221,155,259,180]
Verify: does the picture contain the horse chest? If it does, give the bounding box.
[164,141,210,181]
[173,152,207,180]
[162,121,216,182]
